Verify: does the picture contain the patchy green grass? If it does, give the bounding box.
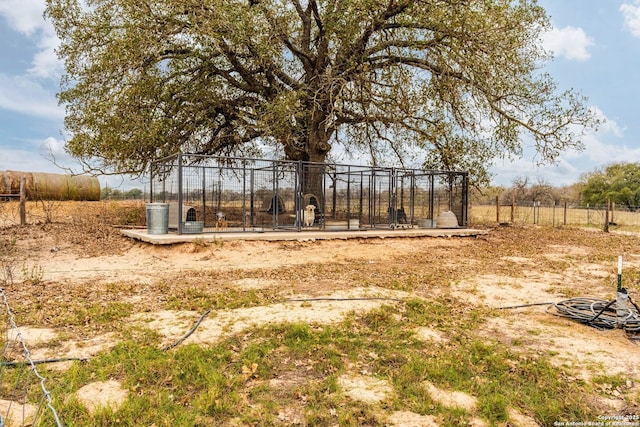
[35,297,597,426]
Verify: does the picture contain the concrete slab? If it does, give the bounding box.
[121,227,488,244]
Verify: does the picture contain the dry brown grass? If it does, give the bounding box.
[1,200,639,425]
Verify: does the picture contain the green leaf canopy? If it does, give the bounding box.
[46,0,599,184]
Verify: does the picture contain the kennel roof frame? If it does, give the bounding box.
[149,153,469,234]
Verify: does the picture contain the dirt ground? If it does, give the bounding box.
[1,215,640,425]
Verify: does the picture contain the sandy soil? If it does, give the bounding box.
[1,220,639,425]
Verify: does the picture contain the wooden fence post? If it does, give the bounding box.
[604,199,610,233]
[19,177,26,226]
[496,196,499,224]
[611,202,615,224]
[563,201,567,226]
[510,194,515,223]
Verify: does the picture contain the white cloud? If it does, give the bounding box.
[0,0,63,79]
[0,138,66,173]
[0,74,64,119]
[491,155,584,187]
[579,132,640,166]
[491,107,637,186]
[541,26,594,61]
[568,107,640,168]
[0,0,48,35]
[560,107,622,160]
[621,1,640,37]
[37,136,68,160]
[28,30,63,79]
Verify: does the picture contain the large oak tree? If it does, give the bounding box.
[47,0,598,186]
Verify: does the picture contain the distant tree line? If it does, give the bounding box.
[101,187,144,200]
[471,162,640,210]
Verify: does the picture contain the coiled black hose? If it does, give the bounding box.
[546,296,640,333]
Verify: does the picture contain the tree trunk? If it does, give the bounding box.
[284,106,332,213]
[301,151,327,217]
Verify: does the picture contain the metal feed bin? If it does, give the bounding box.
[146,203,169,234]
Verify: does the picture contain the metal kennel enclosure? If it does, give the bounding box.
[149,153,469,234]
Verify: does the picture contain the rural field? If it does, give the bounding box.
[0,200,639,426]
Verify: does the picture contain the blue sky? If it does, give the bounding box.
[1,0,640,190]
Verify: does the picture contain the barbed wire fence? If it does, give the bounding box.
[0,287,63,427]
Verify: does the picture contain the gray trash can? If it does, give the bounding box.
[146,203,169,234]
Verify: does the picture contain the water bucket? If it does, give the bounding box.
[146,203,169,234]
